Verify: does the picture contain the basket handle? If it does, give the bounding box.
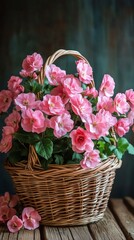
[28,49,94,169]
[38,49,95,87]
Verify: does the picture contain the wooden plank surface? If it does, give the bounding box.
[0,198,134,240]
[123,197,134,215]
[89,208,126,240]
[0,225,41,240]
[44,225,93,240]
[109,199,134,240]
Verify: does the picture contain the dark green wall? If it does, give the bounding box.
[0,0,134,197]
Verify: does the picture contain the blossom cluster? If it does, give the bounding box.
[0,52,134,169]
[0,192,41,233]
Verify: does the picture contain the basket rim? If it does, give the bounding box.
[5,155,122,176]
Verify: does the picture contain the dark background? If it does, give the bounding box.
[0,0,134,197]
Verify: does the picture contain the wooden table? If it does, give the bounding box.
[0,197,134,240]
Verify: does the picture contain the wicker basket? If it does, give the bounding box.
[5,49,122,226]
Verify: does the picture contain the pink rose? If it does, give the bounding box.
[21,109,47,133]
[114,93,130,114]
[22,207,41,230]
[45,64,66,86]
[0,205,16,223]
[2,126,15,136]
[70,94,92,122]
[50,85,69,104]
[20,52,43,78]
[40,94,65,115]
[50,112,74,138]
[97,96,114,113]
[99,74,115,97]
[85,110,117,139]
[15,93,37,110]
[8,76,24,98]
[80,150,101,169]
[0,192,19,208]
[125,89,134,109]
[70,127,94,153]
[83,87,98,98]
[114,118,130,137]
[0,135,13,153]
[0,90,12,113]
[7,215,23,233]
[5,110,21,132]
[0,126,15,153]
[63,74,83,97]
[76,59,93,84]
[128,110,134,126]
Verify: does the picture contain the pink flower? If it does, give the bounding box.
[128,110,134,126]
[83,87,98,98]
[70,127,94,153]
[114,93,130,114]
[76,59,93,84]
[125,89,134,109]
[0,90,12,113]
[20,52,43,78]
[5,110,21,131]
[2,126,15,136]
[0,205,16,223]
[0,126,15,153]
[97,96,114,113]
[21,109,47,133]
[40,94,65,115]
[0,135,13,153]
[45,64,66,86]
[0,192,10,207]
[22,207,41,230]
[85,110,117,139]
[99,74,115,97]
[114,118,130,137]
[70,94,92,122]
[80,150,101,169]
[7,215,23,233]
[8,76,24,98]
[63,74,83,97]
[50,85,69,104]
[49,112,74,138]
[15,93,37,110]
[0,192,19,208]
[20,70,38,79]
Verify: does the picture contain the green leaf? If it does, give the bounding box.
[30,80,42,94]
[114,149,123,160]
[22,80,32,93]
[35,138,53,160]
[117,137,129,154]
[72,152,83,161]
[8,149,28,164]
[109,145,116,151]
[39,157,52,170]
[54,154,64,165]
[127,143,134,155]
[14,132,40,144]
[96,140,106,153]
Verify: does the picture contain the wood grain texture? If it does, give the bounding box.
[0,225,40,240]
[109,199,134,240]
[89,208,126,240]
[123,197,134,214]
[45,225,93,240]
[0,0,134,198]
[0,198,134,239]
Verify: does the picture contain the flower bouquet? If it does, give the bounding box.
[0,49,134,226]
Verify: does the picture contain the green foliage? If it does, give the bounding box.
[35,138,53,160]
